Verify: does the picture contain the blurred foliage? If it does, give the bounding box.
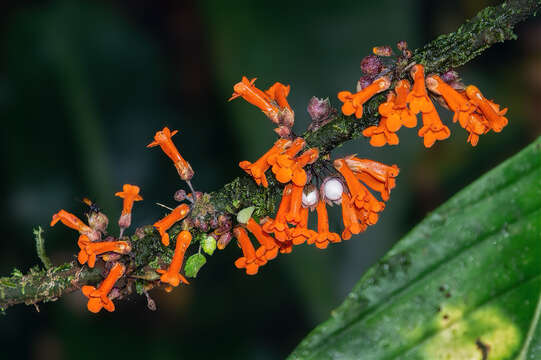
[0,0,538,359]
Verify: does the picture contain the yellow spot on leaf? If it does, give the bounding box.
[422,306,521,360]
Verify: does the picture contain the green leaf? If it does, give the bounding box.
[201,236,217,256]
[237,206,255,224]
[184,254,207,278]
[290,137,541,359]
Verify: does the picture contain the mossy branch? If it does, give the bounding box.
[0,0,539,312]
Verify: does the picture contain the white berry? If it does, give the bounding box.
[324,178,343,201]
[302,187,318,207]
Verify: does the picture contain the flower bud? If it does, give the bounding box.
[174,189,187,202]
[360,55,383,75]
[321,177,344,203]
[88,212,109,234]
[357,75,375,92]
[307,97,332,122]
[118,213,131,231]
[372,46,393,57]
[194,217,209,232]
[217,231,232,250]
[302,184,319,208]
[441,70,459,84]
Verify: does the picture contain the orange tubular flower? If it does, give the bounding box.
[78,240,131,268]
[291,148,319,186]
[334,159,370,209]
[265,82,292,111]
[246,218,279,261]
[51,209,100,242]
[464,112,490,146]
[392,80,417,129]
[115,184,143,233]
[338,77,391,119]
[407,64,434,114]
[269,138,306,184]
[425,75,473,127]
[362,117,399,147]
[233,227,265,275]
[81,262,125,313]
[147,127,194,181]
[378,92,402,133]
[465,85,508,133]
[239,138,291,188]
[341,192,366,240]
[262,185,292,242]
[153,204,190,246]
[315,200,340,249]
[229,76,281,124]
[355,188,385,226]
[157,230,191,287]
[291,206,317,245]
[344,157,399,201]
[285,184,304,225]
[418,109,451,148]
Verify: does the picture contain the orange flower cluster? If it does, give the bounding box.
[229,75,401,275]
[234,138,398,274]
[50,183,146,313]
[338,64,508,148]
[334,157,398,239]
[239,138,318,188]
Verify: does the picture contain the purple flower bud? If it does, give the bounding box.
[307,97,332,122]
[174,189,187,202]
[194,217,209,232]
[361,55,383,75]
[357,75,375,92]
[441,70,459,84]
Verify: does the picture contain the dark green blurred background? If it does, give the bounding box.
[0,1,539,359]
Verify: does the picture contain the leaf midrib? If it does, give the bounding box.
[516,277,541,360]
